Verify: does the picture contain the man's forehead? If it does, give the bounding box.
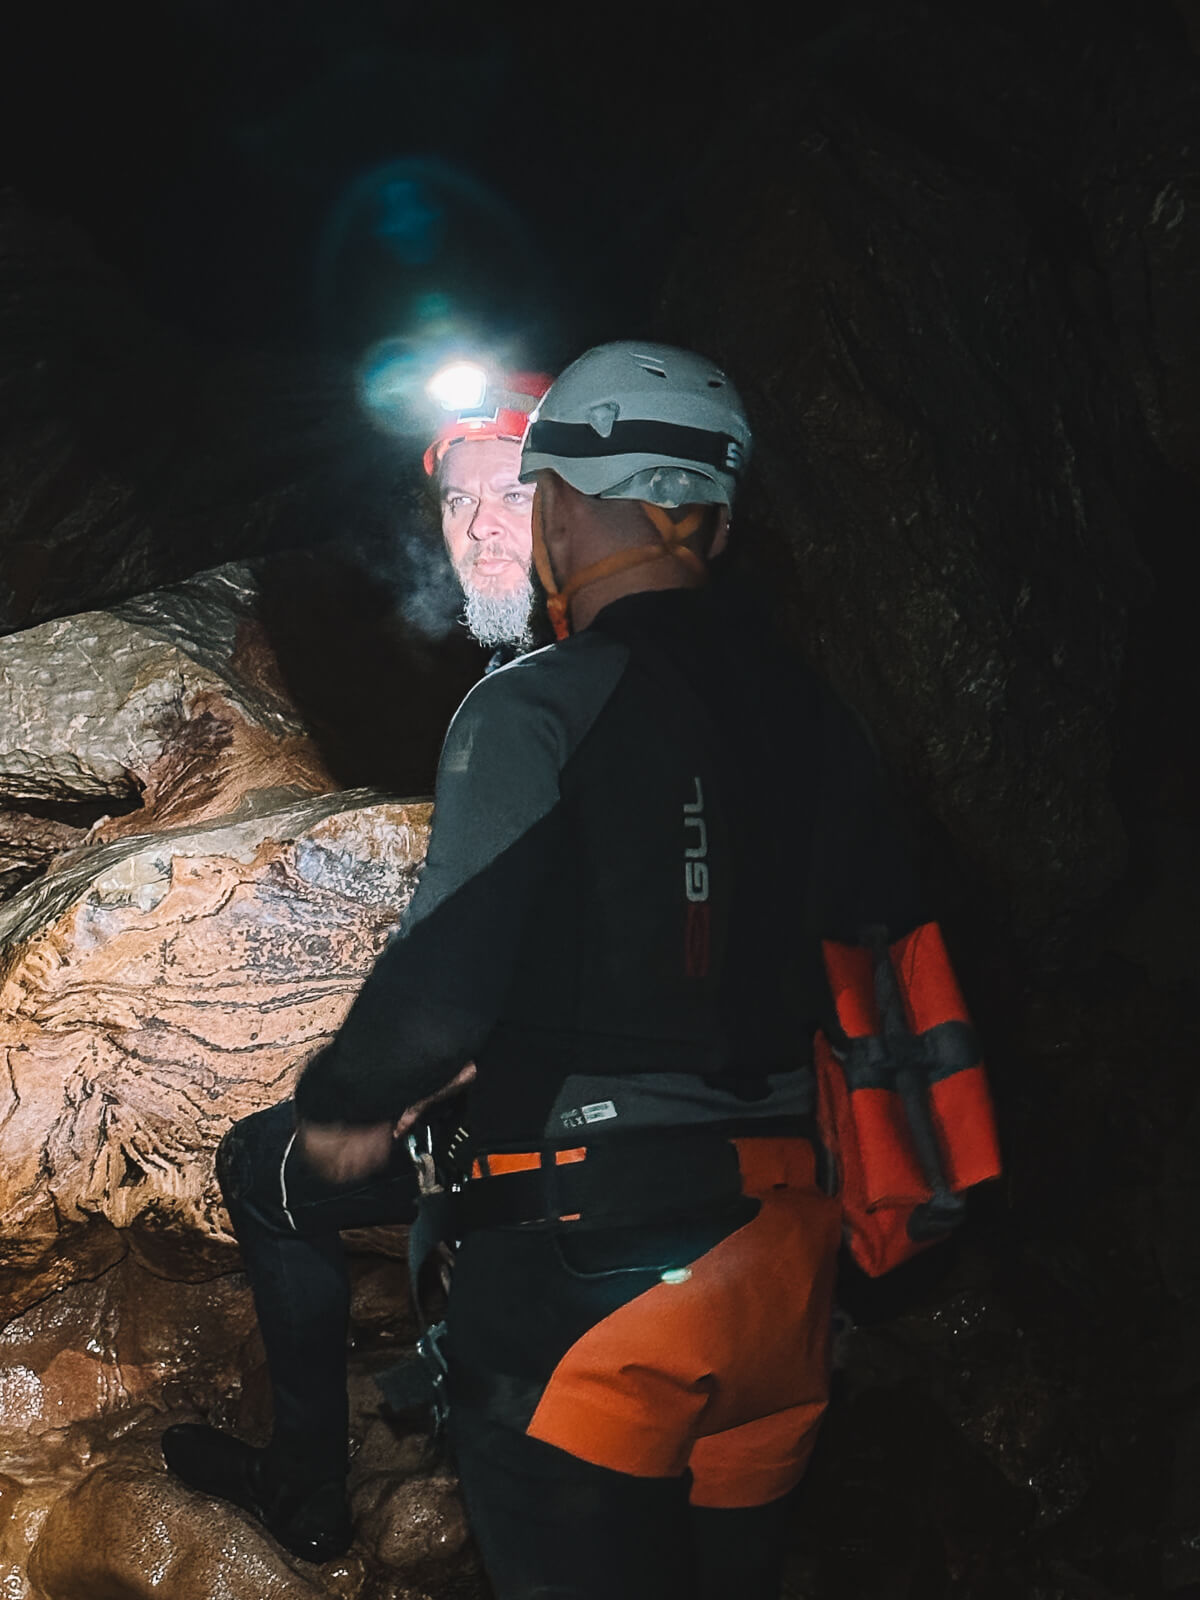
[439,440,531,495]
[440,470,532,496]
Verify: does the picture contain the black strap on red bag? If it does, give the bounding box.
[814,920,1002,1277]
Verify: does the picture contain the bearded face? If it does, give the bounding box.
[459,566,536,650]
[438,438,536,649]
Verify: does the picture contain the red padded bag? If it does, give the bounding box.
[815,923,1001,1277]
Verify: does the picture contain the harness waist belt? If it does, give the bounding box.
[470,1147,587,1180]
[457,1122,819,1232]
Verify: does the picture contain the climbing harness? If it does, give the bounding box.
[385,1117,468,1439]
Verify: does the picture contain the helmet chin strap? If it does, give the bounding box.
[531,499,708,642]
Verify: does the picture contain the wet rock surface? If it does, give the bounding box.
[0,1287,480,1600]
[0,1266,482,1600]
[0,790,430,1320]
[0,1258,259,1448]
[0,774,484,1599]
[4,1344,483,1600]
[0,563,333,897]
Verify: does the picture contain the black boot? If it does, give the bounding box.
[162,1424,353,1563]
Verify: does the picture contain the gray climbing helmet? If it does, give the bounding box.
[520,342,752,508]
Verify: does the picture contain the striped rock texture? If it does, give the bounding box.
[0,790,431,1325]
[0,563,333,899]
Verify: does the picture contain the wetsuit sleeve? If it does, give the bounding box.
[294,670,566,1125]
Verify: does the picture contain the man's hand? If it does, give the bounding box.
[297,1120,396,1186]
[393,1061,477,1137]
[297,1063,478,1185]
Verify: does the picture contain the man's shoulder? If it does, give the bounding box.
[466,631,628,705]
[448,632,630,756]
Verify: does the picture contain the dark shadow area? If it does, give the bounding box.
[255,542,487,797]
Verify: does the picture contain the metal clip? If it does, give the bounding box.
[406,1124,442,1197]
[417,1318,451,1438]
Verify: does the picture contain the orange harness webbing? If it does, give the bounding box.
[532,498,707,641]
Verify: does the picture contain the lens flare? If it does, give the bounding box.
[427,362,489,412]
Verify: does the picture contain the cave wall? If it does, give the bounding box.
[661,3,1200,960]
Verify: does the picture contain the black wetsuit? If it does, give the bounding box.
[296,584,921,1136]
[266,581,922,1599]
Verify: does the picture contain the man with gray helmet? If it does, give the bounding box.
[289,342,925,1596]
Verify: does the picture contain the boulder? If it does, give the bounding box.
[0,1258,260,1459]
[0,790,430,1322]
[26,1452,355,1600]
[0,1406,468,1600]
[0,1222,444,1598]
[350,1471,471,1581]
[0,1262,465,1600]
[0,563,334,897]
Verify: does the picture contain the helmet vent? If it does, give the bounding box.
[637,364,668,378]
[586,401,620,438]
[707,378,725,388]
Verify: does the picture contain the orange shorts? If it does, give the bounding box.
[524,1138,841,1508]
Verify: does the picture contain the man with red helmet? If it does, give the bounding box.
[424,369,551,654]
[161,366,550,1563]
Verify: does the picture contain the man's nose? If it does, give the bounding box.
[468,504,504,541]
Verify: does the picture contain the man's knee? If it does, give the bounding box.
[217,1100,297,1214]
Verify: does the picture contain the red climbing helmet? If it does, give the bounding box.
[422,366,553,477]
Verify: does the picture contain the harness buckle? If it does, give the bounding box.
[405,1124,442,1197]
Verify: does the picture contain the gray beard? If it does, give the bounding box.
[462,574,535,650]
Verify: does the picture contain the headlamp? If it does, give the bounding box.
[427,361,489,413]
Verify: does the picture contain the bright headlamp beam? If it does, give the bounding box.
[427,361,488,412]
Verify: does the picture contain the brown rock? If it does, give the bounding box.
[0,1257,438,1597]
[0,1258,260,1456]
[351,1470,471,1581]
[0,1468,62,1600]
[0,811,93,901]
[27,1455,353,1600]
[0,564,334,896]
[0,791,430,1321]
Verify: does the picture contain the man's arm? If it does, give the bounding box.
[298,1062,478,1184]
[293,667,566,1147]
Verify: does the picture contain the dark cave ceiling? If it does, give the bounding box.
[4,0,1194,365]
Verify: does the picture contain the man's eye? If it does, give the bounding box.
[505,490,533,505]
[445,496,472,511]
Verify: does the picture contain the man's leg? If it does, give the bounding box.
[451,1400,800,1600]
[688,1495,797,1600]
[442,1142,835,1595]
[163,1100,422,1560]
[450,1404,697,1600]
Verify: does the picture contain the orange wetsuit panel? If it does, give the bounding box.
[525,1138,841,1508]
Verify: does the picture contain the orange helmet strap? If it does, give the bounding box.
[534,497,710,642]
